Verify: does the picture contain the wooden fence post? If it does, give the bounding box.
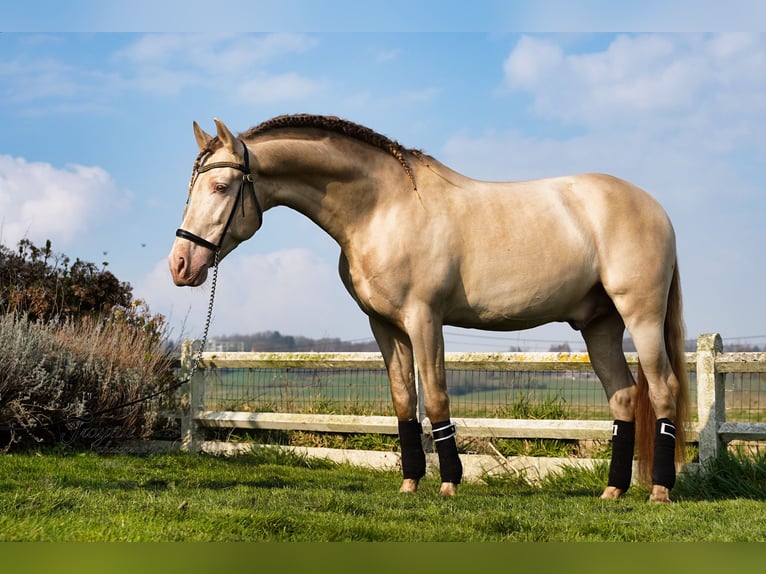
[180,340,205,452]
[696,333,724,464]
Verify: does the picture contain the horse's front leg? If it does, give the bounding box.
[405,310,462,497]
[369,317,424,493]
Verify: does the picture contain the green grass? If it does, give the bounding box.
[2,447,766,541]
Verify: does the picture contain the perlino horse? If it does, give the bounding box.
[169,115,689,502]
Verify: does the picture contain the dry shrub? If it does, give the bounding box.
[0,305,178,450]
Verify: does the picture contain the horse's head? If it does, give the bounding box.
[168,119,262,287]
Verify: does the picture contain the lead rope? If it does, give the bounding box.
[185,249,220,382]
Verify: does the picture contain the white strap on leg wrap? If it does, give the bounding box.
[432,422,457,442]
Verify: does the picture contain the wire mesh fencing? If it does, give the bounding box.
[194,364,689,421]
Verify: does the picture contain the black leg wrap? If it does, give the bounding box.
[432,421,462,484]
[652,418,677,489]
[607,420,635,492]
[398,419,426,480]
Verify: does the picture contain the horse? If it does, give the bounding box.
[168,114,689,502]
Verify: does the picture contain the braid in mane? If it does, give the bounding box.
[241,114,418,191]
[186,142,220,200]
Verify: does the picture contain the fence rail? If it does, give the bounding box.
[179,333,766,469]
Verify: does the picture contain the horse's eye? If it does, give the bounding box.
[214,183,227,193]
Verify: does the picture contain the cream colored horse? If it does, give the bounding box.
[169,115,689,502]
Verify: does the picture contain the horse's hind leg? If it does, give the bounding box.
[624,317,681,504]
[611,275,684,503]
[581,307,637,500]
[368,316,425,493]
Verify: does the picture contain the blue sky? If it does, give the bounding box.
[1,3,765,351]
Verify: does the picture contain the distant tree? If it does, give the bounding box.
[549,342,571,352]
[724,343,763,352]
[213,330,379,352]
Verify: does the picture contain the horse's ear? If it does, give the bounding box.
[213,118,237,153]
[193,121,213,151]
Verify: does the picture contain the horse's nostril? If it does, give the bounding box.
[170,253,187,280]
[176,256,186,275]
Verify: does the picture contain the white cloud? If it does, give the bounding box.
[116,33,317,69]
[127,67,203,96]
[0,155,129,247]
[115,33,320,96]
[489,33,766,205]
[235,73,327,104]
[137,248,370,342]
[498,0,766,32]
[0,53,119,115]
[2,34,324,113]
[503,33,766,153]
[503,35,563,90]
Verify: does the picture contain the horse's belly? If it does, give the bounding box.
[444,262,600,331]
[445,298,582,331]
[446,313,552,332]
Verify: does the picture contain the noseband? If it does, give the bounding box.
[176,141,263,252]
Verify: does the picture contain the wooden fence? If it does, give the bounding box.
[178,333,766,471]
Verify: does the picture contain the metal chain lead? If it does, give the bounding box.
[185,249,220,382]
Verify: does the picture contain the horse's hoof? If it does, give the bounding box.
[649,485,672,503]
[399,478,418,494]
[600,486,623,500]
[439,482,457,497]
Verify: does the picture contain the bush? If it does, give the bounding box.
[0,239,179,450]
[0,308,178,450]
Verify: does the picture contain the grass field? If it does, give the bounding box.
[2,446,766,542]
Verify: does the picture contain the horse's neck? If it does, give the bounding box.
[251,136,392,245]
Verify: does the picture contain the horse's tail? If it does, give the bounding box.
[634,261,690,485]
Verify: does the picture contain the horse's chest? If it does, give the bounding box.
[343,248,453,316]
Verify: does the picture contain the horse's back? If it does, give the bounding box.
[415,157,669,230]
[442,170,676,266]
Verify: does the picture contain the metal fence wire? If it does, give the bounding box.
[725,372,766,423]
[182,335,766,428]
[196,366,700,421]
[170,351,766,425]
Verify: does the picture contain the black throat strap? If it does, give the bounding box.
[175,141,262,252]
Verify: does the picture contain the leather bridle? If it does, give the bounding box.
[175,141,262,252]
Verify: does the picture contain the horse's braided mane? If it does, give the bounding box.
[240,114,419,190]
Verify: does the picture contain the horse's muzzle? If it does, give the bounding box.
[168,243,211,287]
